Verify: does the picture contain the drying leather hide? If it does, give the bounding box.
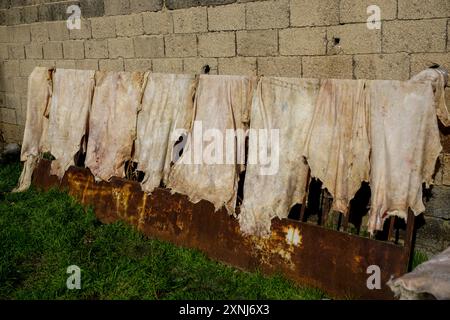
[14,67,53,192]
[135,73,196,193]
[303,79,370,215]
[48,69,95,179]
[388,247,450,300]
[410,68,449,127]
[167,75,256,214]
[85,71,146,182]
[238,77,320,237]
[367,80,442,233]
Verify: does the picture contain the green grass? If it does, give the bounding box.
[411,250,429,270]
[0,162,325,300]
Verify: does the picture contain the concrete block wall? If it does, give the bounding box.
[0,0,449,255]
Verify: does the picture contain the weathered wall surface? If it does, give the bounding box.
[0,0,449,255]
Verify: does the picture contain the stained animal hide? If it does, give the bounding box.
[85,71,146,182]
[166,75,256,214]
[388,247,450,300]
[47,69,95,179]
[303,79,370,215]
[13,67,53,192]
[367,80,442,234]
[410,68,450,127]
[135,73,196,193]
[238,77,320,237]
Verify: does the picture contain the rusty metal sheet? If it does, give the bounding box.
[32,160,410,299]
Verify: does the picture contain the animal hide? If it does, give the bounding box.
[85,71,146,182]
[13,67,53,192]
[47,69,95,179]
[303,79,370,215]
[367,80,442,234]
[410,68,449,127]
[238,77,320,237]
[166,75,256,214]
[135,73,196,193]
[388,247,450,300]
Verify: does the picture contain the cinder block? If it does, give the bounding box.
[63,40,85,59]
[5,93,20,110]
[3,60,20,77]
[172,7,207,33]
[327,23,381,55]
[166,0,236,10]
[354,53,410,80]
[198,32,235,57]
[99,59,124,71]
[90,16,116,39]
[108,38,134,58]
[124,59,152,71]
[447,19,450,52]
[0,45,8,60]
[0,26,9,43]
[218,57,257,76]
[291,0,339,27]
[442,153,450,187]
[398,0,449,19]
[105,0,130,16]
[25,43,43,59]
[1,77,15,95]
[257,56,302,77]
[279,27,326,56]
[85,39,109,59]
[152,58,183,73]
[43,41,63,59]
[16,96,27,126]
[21,5,38,24]
[302,55,353,79]
[75,59,99,70]
[383,19,447,53]
[8,45,25,59]
[11,25,31,43]
[165,34,197,57]
[47,21,70,41]
[19,59,39,77]
[340,0,397,23]
[1,123,21,144]
[237,30,277,57]
[245,0,289,30]
[69,19,92,39]
[143,10,173,34]
[56,60,77,69]
[79,0,105,18]
[129,0,163,13]
[410,53,450,77]
[134,35,165,58]
[5,7,21,25]
[37,60,56,68]
[30,24,48,43]
[115,13,143,37]
[208,3,245,31]
[13,77,27,95]
[0,93,5,107]
[183,57,218,74]
[0,107,16,125]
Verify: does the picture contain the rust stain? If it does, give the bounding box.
[32,159,412,300]
[137,193,147,231]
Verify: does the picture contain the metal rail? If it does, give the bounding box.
[32,159,415,299]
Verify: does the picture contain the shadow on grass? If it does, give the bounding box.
[0,162,325,300]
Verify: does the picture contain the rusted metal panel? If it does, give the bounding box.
[32,160,410,299]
